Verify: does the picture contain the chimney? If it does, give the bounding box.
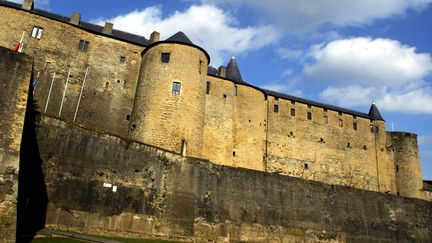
[70,12,81,25]
[103,22,113,35]
[22,0,34,10]
[218,66,227,78]
[150,31,160,43]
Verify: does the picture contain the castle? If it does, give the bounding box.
[1,0,431,242]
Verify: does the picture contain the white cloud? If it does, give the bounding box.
[419,135,432,145]
[276,48,303,59]
[205,0,432,33]
[94,5,280,66]
[296,37,432,114]
[304,37,432,87]
[320,86,432,114]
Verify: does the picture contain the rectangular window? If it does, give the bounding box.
[274,104,279,113]
[370,124,374,132]
[206,81,210,94]
[161,52,170,63]
[199,60,203,74]
[234,85,238,96]
[119,56,126,63]
[324,115,328,124]
[78,40,89,52]
[353,122,358,130]
[339,119,343,127]
[31,26,43,39]
[172,81,181,95]
[291,108,296,117]
[307,112,312,120]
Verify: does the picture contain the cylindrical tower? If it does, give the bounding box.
[391,132,424,199]
[129,32,209,157]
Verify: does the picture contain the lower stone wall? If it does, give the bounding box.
[27,115,432,242]
[0,47,32,243]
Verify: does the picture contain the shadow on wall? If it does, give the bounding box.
[16,85,48,243]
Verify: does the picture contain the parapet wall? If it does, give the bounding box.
[26,114,432,242]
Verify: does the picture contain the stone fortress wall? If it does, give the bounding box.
[0,0,427,200]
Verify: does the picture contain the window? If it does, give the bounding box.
[291,108,296,117]
[370,124,374,132]
[307,112,312,120]
[291,100,295,105]
[339,119,343,127]
[78,40,89,52]
[206,81,210,94]
[274,104,279,113]
[307,104,312,109]
[161,53,170,63]
[199,60,203,74]
[119,56,126,64]
[324,115,328,124]
[31,26,43,39]
[353,122,358,130]
[304,163,309,169]
[172,81,181,95]
[234,85,238,96]
[396,164,399,172]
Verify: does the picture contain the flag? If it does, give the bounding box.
[12,42,20,52]
[32,72,40,94]
[12,31,25,53]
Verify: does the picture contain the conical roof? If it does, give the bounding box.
[226,57,243,83]
[368,103,384,121]
[207,66,218,76]
[166,31,193,44]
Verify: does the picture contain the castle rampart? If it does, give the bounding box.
[0,0,427,202]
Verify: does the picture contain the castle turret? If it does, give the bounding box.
[390,132,424,199]
[368,103,395,193]
[129,32,209,157]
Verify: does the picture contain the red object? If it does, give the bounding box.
[12,42,20,52]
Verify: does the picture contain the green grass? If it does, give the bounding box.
[32,237,87,243]
[32,235,180,243]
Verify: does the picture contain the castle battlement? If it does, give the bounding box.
[0,0,427,201]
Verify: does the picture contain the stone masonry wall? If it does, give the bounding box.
[29,115,432,242]
[0,5,144,137]
[265,95,396,194]
[0,47,32,243]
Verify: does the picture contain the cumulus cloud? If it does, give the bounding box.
[304,37,432,87]
[304,37,432,114]
[204,0,432,33]
[94,5,280,66]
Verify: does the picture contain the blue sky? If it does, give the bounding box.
[11,0,432,179]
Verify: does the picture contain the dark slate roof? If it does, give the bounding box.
[166,31,193,44]
[368,103,384,121]
[207,66,218,76]
[226,57,244,83]
[0,0,150,46]
[264,89,371,119]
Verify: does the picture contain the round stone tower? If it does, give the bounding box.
[391,132,424,199]
[129,32,209,157]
